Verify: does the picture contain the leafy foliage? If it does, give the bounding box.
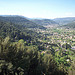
[0,37,67,75]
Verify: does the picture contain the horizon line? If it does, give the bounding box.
[0,14,75,19]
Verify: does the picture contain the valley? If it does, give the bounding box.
[0,15,75,75]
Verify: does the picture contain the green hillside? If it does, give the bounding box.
[0,21,40,42]
[62,22,75,29]
[0,16,46,29]
[31,19,58,26]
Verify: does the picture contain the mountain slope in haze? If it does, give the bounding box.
[62,21,75,29]
[53,17,75,25]
[31,19,58,26]
[0,16,46,29]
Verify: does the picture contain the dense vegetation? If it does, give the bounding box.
[0,16,75,75]
[0,21,42,42]
[0,16,46,29]
[0,37,67,75]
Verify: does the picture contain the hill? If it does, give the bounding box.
[53,17,75,25]
[62,21,75,29]
[0,21,41,42]
[31,19,58,26]
[0,15,46,29]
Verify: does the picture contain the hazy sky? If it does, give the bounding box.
[0,0,75,19]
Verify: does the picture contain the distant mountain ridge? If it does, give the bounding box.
[31,19,58,26]
[53,17,75,25]
[1,15,75,28]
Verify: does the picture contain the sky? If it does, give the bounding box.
[0,0,75,19]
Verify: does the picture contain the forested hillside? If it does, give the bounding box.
[0,17,67,75]
[0,16,46,29]
[53,17,75,25]
[31,19,58,26]
[0,15,75,75]
[0,21,42,42]
[62,22,75,29]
